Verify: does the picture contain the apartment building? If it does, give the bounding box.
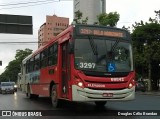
[38,15,69,48]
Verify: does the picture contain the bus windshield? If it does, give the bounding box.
[74,37,133,73]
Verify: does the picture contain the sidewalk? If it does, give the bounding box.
[136,91,160,96]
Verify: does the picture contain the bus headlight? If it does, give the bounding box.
[128,79,135,89]
[74,76,84,88]
[78,82,83,87]
[14,85,17,88]
[128,83,133,88]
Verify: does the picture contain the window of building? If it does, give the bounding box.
[54,33,59,36]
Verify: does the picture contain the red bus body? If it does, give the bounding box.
[22,24,135,106]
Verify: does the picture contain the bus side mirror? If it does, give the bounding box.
[69,41,74,54]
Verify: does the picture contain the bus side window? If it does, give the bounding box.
[40,49,48,68]
[29,58,34,72]
[48,42,58,66]
[34,54,40,70]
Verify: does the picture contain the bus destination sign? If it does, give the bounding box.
[76,26,127,38]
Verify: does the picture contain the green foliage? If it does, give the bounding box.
[73,10,88,24]
[0,48,32,82]
[15,48,32,61]
[97,12,120,27]
[122,26,131,33]
[132,10,160,90]
[132,15,160,81]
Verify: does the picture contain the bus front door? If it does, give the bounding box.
[61,41,70,99]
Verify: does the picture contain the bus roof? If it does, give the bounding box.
[32,25,73,56]
[22,54,32,64]
[22,24,130,62]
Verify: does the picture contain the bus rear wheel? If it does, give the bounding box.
[51,85,61,108]
[95,101,107,107]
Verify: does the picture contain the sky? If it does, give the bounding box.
[0,0,159,74]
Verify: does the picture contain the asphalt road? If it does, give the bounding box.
[0,91,160,119]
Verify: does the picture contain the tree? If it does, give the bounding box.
[132,11,160,90]
[15,48,32,62]
[122,26,131,33]
[97,12,120,27]
[73,10,88,24]
[0,48,32,82]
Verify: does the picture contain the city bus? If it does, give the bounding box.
[21,24,135,107]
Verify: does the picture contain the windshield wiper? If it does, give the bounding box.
[88,36,98,56]
[111,40,119,52]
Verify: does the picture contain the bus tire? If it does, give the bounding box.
[51,85,61,108]
[95,101,107,107]
[34,94,39,99]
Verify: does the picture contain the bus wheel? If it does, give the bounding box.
[95,101,107,107]
[51,85,61,108]
[34,94,39,99]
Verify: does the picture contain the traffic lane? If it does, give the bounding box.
[106,93,160,110]
[0,92,49,110]
[0,91,160,119]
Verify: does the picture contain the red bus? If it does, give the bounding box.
[21,24,135,107]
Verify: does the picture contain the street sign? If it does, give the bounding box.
[0,14,33,34]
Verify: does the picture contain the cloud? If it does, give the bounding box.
[106,0,160,28]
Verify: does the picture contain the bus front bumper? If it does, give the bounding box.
[72,85,135,102]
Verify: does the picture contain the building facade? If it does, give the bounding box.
[73,0,106,24]
[38,15,69,48]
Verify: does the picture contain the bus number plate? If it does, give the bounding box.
[103,93,113,97]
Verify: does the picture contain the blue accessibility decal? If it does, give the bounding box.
[107,63,116,72]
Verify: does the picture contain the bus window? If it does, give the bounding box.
[34,54,40,70]
[40,49,48,68]
[48,43,58,66]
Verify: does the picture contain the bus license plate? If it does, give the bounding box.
[103,93,113,97]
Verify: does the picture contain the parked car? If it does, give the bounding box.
[1,82,14,94]
[135,81,146,92]
[10,82,18,92]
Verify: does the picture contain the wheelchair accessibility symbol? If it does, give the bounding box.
[108,63,116,72]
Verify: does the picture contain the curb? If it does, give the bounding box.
[136,92,160,96]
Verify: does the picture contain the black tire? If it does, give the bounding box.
[95,101,107,107]
[34,94,39,99]
[51,85,61,108]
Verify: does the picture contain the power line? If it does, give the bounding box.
[0,0,56,7]
[0,41,50,45]
[0,1,56,10]
[0,38,37,40]
[0,42,41,43]
[0,0,72,10]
